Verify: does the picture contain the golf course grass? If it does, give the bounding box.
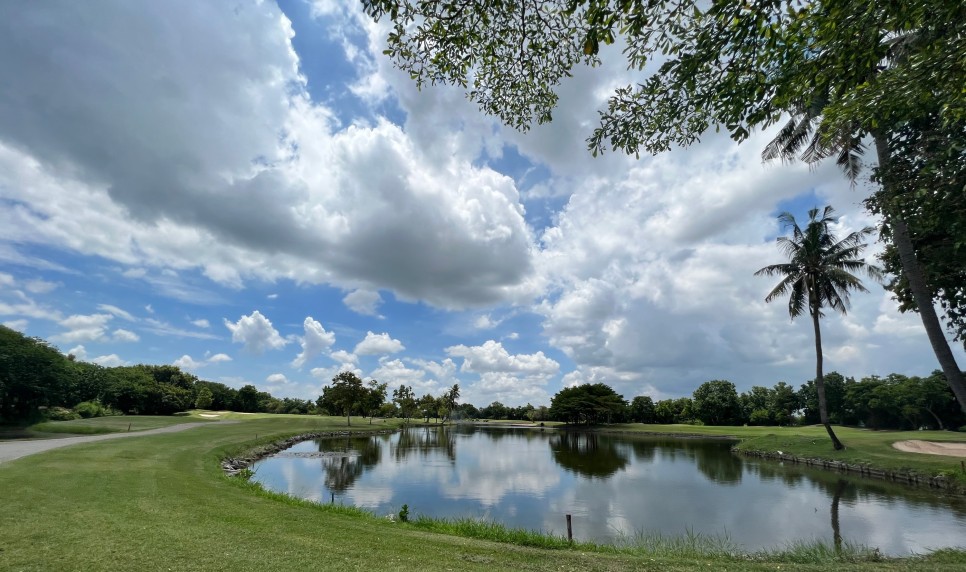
[1,415,965,571]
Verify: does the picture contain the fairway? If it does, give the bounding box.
[2,416,965,571]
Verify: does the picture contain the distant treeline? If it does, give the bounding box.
[3,325,963,430]
[0,326,314,424]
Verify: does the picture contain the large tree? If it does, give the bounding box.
[363,0,966,410]
[755,206,881,449]
[320,372,367,426]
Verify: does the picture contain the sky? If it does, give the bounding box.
[0,0,962,408]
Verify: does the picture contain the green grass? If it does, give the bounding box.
[1,416,965,571]
[25,413,217,436]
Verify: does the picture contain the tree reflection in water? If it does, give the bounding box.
[549,432,629,478]
[314,436,382,494]
[391,426,457,463]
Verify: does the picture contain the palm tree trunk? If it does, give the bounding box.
[811,289,845,450]
[872,132,966,413]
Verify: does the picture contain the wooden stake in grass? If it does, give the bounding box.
[566,514,572,542]
[127,423,131,432]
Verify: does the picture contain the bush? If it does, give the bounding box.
[958,426,966,433]
[74,400,117,419]
[44,406,80,421]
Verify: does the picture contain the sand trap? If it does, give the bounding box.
[198,413,221,418]
[892,440,966,457]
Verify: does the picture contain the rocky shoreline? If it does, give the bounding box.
[221,430,396,477]
[734,447,961,493]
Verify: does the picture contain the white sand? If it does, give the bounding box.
[892,440,966,457]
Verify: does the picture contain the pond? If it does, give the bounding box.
[250,426,966,555]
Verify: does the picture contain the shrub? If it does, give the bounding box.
[44,406,80,421]
[73,400,117,419]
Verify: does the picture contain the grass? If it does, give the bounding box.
[24,413,216,436]
[1,416,965,571]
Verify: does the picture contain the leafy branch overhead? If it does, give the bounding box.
[363,0,964,155]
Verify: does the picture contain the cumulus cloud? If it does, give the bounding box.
[191,318,211,328]
[343,289,383,316]
[291,317,336,368]
[174,352,233,371]
[267,373,291,385]
[354,331,405,356]
[0,0,535,310]
[225,310,288,354]
[446,340,559,375]
[51,313,113,343]
[92,354,127,367]
[67,345,88,361]
[330,350,358,364]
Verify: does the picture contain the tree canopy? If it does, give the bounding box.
[549,383,626,424]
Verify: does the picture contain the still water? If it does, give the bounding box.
[251,426,966,554]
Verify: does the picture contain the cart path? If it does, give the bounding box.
[0,422,236,465]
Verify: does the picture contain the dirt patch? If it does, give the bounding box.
[892,440,966,457]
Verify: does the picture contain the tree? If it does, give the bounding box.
[548,383,626,424]
[629,395,656,424]
[321,372,366,426]
[756,207,882,449]
[361,380,388,424]
[365,0,966,411]
[392,384,417,421]
[441,384,460,422]
[194,386,213,410]
[692,380,742,426]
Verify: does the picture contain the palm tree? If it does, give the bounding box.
[756,206,882,450]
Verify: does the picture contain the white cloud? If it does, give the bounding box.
[97,304,135,321]
[24,279,58,294]
[208,353,232,364]
[175,352,233,371]
[267,373,290,385]
[191,318,211,328]
[67,344,88,361]
[224,310,288,354]
[354,331,405,355]
[92,354,127,367]
[144,318,220,340]
[0,1,535,310]
[3,318,28,331]
[343,289,383,317]
[474,314,502,330]
[0,273,13,287]
[112,328,140,342]
[173,354,204,370]
[292,317,336,368]
[51,313,113,343]
[330,349,358,364]
[446,340,559,375]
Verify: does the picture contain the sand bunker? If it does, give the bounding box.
[199,413,221,418]
[892,440,966,457]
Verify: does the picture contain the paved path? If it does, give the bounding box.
[0,422,227,465]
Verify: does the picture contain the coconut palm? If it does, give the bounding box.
[756,206,882,450]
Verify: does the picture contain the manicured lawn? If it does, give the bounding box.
[1,416,965,571]
[24,414,217,436]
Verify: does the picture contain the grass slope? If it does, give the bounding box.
[0,417,964,571]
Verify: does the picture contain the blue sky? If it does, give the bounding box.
[0,0,961,407]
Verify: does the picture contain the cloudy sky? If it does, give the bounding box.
[1,0,961,407]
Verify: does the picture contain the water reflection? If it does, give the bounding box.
[549,432,629,478]
[316,436,382,493]
[251,428,966,554]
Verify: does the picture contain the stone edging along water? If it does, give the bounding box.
[733,448,963,493]
[221,430,396,477]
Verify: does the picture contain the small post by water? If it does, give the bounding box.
[566,514,573,542]
[330,492,335,504]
